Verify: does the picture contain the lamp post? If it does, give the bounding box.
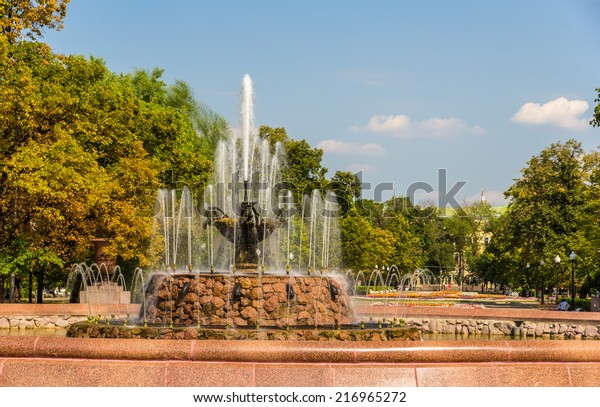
[569,251,576,308]
[554,255,561,304]
[539,259,545,305]
[525,263,530,297]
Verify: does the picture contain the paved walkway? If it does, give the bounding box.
[0,303,140,316]
[353,303,600,323]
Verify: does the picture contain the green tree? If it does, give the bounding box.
[0,0,70,43]
[404,205,455,279]
[124,68,219,190]
[0,240,63,302]
[577,150,600,295]
[470,213,523,292]
[581,90,600,293]
[259,125,290,148]
[445,201,498,286]
[383,214,423,274]
[167,80,229,154]
[354,198,386,227]
[501,140,586,299]
[0,41,160,299]
[0,39,220,300]
[344,196,424,275]
[591,87,600,128]
[340,210,395,272]
[328,171,361,216]
[259,126,328,204]
[377,197,424,274]
[283,139,327,199]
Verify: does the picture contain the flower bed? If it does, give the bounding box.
[365,290,534,301]
[358,290,539,309]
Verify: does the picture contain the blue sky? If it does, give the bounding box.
[43,0,600,206]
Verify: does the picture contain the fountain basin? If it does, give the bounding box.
[66,321,420,341]
[141,273,353,327]
[3,305,600,386]
[1,336,600,386]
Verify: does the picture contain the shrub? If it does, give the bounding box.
[559,297,591,311]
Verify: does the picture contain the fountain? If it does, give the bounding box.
[67,74,417,341]
[2,76,597,388]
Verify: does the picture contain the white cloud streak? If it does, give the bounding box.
[511,97,589,130]
[351,114,484,138]
[316,139,386,156]
[366,114,410,132]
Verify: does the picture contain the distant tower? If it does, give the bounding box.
[481,189,486,205]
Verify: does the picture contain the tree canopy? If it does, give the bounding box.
[474,139,600,297]
[591,88,600,128]
[0,35,226,301]
[3,1,600,304]
[1,0,69,43]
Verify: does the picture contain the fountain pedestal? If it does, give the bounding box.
[141,273,353,327]
[80,283,131,305]
[204,198,281,272]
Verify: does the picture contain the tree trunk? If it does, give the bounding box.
[0,276,4,303]
[28,270,33,303]
[8,273,15,303]
[15,276,21,303]
[69,272,82,303]
[36,269,44,304]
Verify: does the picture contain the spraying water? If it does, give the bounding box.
[149,75,342,276]
[241,74,254,182]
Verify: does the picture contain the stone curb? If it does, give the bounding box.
[2,336,600,364]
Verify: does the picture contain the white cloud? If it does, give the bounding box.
[316,139,386,156]
[420,117,485,137]
[366,114,411,132]
[511,97,589,130]
[351,114,484,138]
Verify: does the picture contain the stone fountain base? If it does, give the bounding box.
[66,321,421,341]
[140,273,354,328]
[4,335,600,386]
[4,305,600,386]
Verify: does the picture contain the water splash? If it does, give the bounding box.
[241,74,254,182]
